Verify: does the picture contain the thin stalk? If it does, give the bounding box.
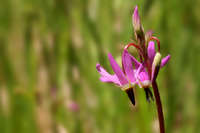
[146,56,165,133]
[152,80,165,133]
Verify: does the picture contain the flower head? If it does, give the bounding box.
[96,5,171,105]
[96,50,142,105]
[96,5,170,132]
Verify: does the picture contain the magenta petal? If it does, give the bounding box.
[136,64,150,82]
[130,54,141,69]
[122,50,136,82]
[108,53,128,85]
[123,49,141,69]
[135,64,150,87]
[96,64,121,86]
[161,55,171,68]
[139,71,150,82]
[147,41,156,64]
[99,76,120,86]
[135,63,143,79]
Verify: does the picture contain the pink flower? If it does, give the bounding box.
[96,5,171,105]
[96,50,140,105]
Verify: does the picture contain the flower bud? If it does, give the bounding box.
[132,6,145,49]
[132,6,141,32]
[152,52,161,81]
[152,52,161,67]
[145,30,153,42]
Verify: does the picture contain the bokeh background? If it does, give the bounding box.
[0,0,200,133]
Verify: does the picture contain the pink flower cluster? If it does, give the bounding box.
[96,6,170,105]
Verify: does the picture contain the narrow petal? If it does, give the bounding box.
[135,63,143,79]
[96,64,121,86]
[147,41,156,64]
[108,53,128,85]
[130,54,141,69]
[122,49,141,69]
[122,50,136,82]
[160,55,171,68]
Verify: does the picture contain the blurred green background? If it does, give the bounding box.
[0,0,200,133]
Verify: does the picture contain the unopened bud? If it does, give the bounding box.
[145,30,153,42]
[132,6,141,32]
[152,52,161,81]
[132,6,145,47]
[153,52,161,67]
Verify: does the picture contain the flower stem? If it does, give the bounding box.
[152,80,165,133]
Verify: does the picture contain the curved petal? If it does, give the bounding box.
[122,50,136,82]
[123,49,141,69]
[147,41,156,64]
[108,53,128,85]
[130,55,141,69]
[135,64,151,88]
[160,55,171,68]
[135,63,142,80]
[96,64,121,86]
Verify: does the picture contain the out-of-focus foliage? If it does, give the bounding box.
[0,0,200,133]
